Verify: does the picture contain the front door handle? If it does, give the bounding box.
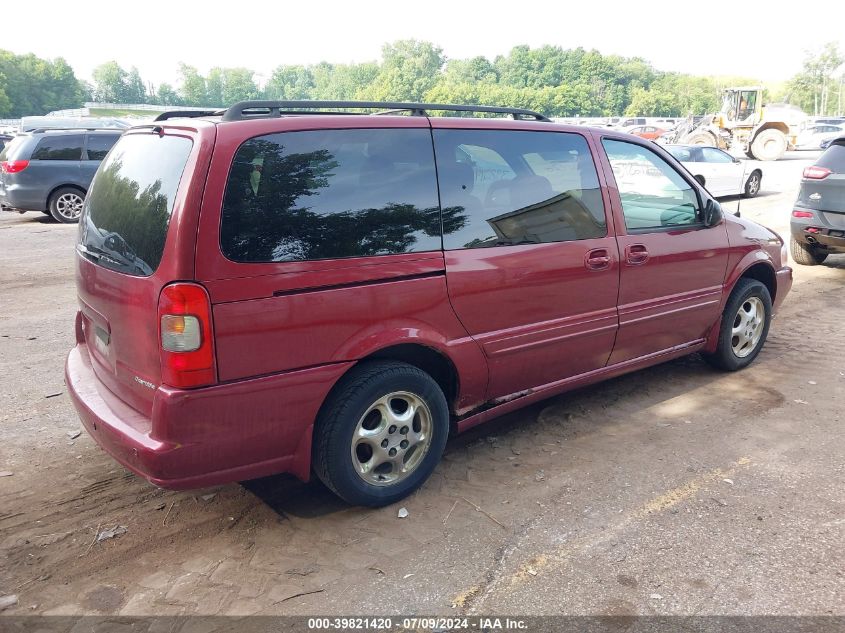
[585,248,611,271]
[626,244,649,265]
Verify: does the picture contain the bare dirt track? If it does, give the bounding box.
[0,153,842,617]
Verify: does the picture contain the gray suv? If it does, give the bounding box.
[0,129,122,223]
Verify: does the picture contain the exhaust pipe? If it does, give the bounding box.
[805,235,817,244]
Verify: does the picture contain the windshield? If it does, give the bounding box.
[78,133,193,276]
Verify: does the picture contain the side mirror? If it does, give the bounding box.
[703,198,723,227]
[733,158,741,164]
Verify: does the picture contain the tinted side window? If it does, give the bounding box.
[221,128,442,263]
[86,134,121,160]
[434,129,606,249]
[31,135,84,160]
[602,139,700,231]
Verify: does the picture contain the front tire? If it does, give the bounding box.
[702,278,771,371]
[790,237,827,266]
[48,187,85,223]
[750,130,786,161]
[313,361,449,507]
[743,171,762,197]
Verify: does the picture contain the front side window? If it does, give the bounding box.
[603,139,700,231]
[700,148,733,163]
[221,128,442,263]
[434,129,606,249]
[31,135,84,160]
[86,134,121,160]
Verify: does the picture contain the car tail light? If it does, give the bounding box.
[158,283,215,388]
[792,210,814,218]
[803,166,831,179]
[0,159,29,174]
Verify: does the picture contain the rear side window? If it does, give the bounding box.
[433,129,606,249]
[221,128,441,263]
[79,133,193,276]
[31,135,84,160]
[86,134,121,160]
[817,142,845,172]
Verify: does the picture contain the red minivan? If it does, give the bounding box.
[66,101,792,506]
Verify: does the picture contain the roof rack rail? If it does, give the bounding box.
[153,109,225,122]
[220,100,551,123]
[27,127,124,134]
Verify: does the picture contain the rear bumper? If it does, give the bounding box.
[791,210,845,253]
[0,183,46,212]
[66,344,351,489]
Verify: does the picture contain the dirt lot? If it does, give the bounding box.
[0,152,843,618]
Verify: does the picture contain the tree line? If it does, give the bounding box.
[1,40,842,119]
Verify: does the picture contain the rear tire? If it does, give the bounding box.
[749,130,787,161]
[48,187,85,223]
[790,237,827,266]
[687,132,717,146]
[313,361,449,507]
[702,278,771,371]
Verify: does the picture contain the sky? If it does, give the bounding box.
[3,1,844,87]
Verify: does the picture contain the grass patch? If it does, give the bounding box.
[88,108,164,119]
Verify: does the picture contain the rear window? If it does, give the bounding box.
[0,136,27,161]
[31,135,84,160]
[78,133,193,276]
[817,142,845,172]
[220,128,441,263]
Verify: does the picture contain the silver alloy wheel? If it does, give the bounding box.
[55,192,84,220]
[746,173,760,195]
[351,391,433,486]
[731,296,765,358]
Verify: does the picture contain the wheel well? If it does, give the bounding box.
[740,262,776,303]
[364,344,459,412]
[753,123,788,140]
[47,184,85,207]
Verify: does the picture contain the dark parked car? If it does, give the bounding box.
[0,134,12,151]
[65,101,792,507]
[0,128,122,223]
[790,134,845,265]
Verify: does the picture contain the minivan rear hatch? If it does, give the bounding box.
[75,127,204,416]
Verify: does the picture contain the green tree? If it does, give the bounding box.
[178,63,207,106]
[785,42,843,115]
[221,68,258,104]
[156,83,182,106]
[361,40,445,101]
[265,65,315,99]
[206,67,224,106]
[91,61,128,102]
[0,50,85,115]
[125,67,148,104]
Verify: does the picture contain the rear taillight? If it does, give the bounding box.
[803,166,831,179]
[158,283,215,388]
[0,159,29,174]
[792,210,814,218]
